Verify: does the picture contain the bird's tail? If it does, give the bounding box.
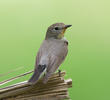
[28,65,46,85]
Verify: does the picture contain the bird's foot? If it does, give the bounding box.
[58,69,61,77]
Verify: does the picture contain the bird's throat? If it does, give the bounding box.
[57,29,66,39]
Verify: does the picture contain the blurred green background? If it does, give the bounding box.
[0,0,110,100]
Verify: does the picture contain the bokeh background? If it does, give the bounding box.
[0,0,110,100]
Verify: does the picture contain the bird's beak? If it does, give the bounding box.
[64,25,72,29]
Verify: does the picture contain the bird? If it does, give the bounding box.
[28,23,72,85]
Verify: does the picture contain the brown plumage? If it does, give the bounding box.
[28,23,72,84]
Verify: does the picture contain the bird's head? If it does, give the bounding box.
[45,23,72,39]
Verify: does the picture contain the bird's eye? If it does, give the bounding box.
[55,27,59,30]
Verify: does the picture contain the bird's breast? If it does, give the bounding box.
[44,39,68,56]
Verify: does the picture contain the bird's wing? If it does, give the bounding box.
[43,39,68,83]
[28,40,50,84]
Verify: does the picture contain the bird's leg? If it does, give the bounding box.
[58,69,61,77]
